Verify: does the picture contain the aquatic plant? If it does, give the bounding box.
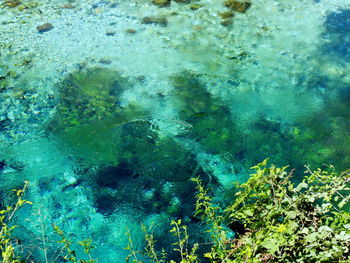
[171,73,239,155]
[323,9,350,61]
[52,67,130,129]
[49,67,152,166]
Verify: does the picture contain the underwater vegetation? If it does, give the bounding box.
[323,8,350,61]
[169,71,350,177]
[48,67,151,165]
[170,72,239,154]
[47,62,350,203]
[47,67,217,252]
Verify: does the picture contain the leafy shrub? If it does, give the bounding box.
[223,160,350,262]
[129,160,350,262]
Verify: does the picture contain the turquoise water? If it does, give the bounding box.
[0,0,350,261]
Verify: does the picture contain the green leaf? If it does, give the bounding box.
[261,237,280,254]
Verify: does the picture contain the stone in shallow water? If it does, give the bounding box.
[224,0,251,13]
[36,23,54,33]
[4,0,21,8]
[106,31,116,36]
[221,19,233,27]
[152,0,171,7]
[218,11,235,19]
[125,28,137,34]
[174,0,191,3]
[190,4,202,10]
[141,16,168,26]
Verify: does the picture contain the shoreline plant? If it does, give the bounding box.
[127,160,350,262]
[0,181,32,263]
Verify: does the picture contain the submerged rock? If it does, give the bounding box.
[125,28,137,34]
[224,0,251,13]
[174,0,191,3]
[98,58,112,64]
[141,16,168,26]
[106,31,116,36]
[152,0,171,7]
[4,0,21,8]
[61,4,75,9]
[221,19,233,26]
[219,11,235,19]
[36,23,54,33]
[190,4,202,10]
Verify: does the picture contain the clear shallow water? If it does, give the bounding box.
[0,0,350,261]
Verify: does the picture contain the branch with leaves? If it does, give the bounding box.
[0,181,32,263]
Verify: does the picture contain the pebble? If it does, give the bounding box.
[152,0,171,7]
[99,58,112,65]
[224,0,251,13]
[141,16,168,26]
[37,23,54,33]
[221,19,232,27]
[219,11,235,19]
[190,4,202,10]
[4,0,21,8]
[61,4,75,9]
[17,5,26,11]
[106,31,116,36]
[125,28,137,34]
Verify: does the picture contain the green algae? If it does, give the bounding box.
[49,67,197,173]
[168,71,350,176]
[46,66,350,178]
[293,111,350,171]
[171,72,239,155]
[54,67,129,127]
[49,67,149,165]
